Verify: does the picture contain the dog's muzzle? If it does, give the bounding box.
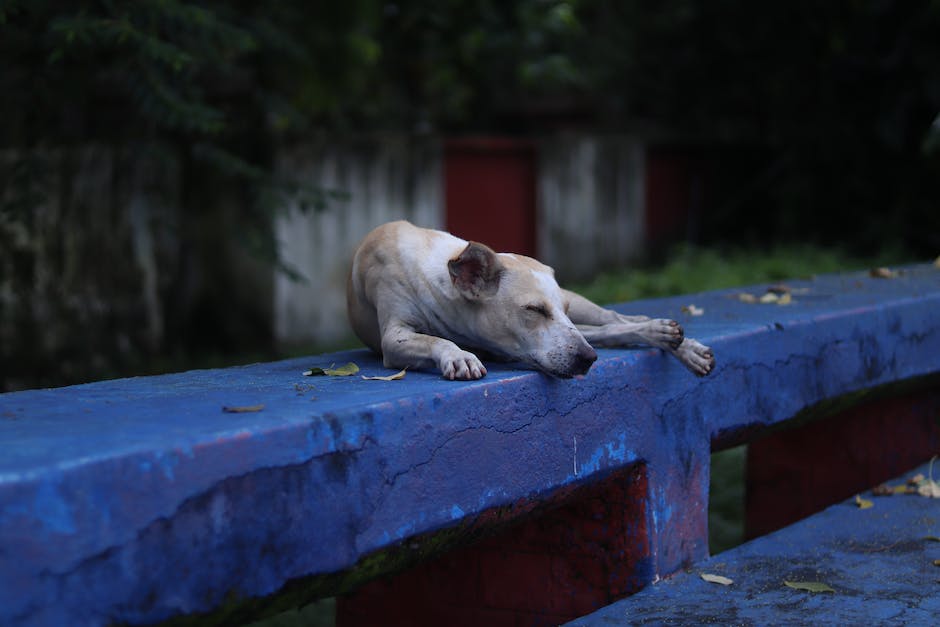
[570,345,598,376]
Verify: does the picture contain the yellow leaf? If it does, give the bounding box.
[701,573,733,586]
[324,362,360,376]
[784,581,835,593]
[777,292,793,305]
[759,292,779,304]
[362,369,407,381]
[855,494,873,509]
[737,292,758,303]
[933,559,940,567]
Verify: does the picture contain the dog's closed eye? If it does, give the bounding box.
[524,303,551,318]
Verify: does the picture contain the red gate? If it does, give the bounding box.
[444,137,537,257]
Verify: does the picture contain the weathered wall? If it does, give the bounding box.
[273,135,443,347]
[0,146,181,390]
[0,145,274,391]
[537,135,646,283]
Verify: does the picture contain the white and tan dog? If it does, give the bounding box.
[347,221,715,380]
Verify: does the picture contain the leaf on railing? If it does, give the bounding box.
[784,581,835,594]
[700,573,733,586]
[869,267,897,279]
[911,456,940,498]
[222,404,265,413]
[362,369,407,381]
[871,483,911,496]
[303,362,360,377]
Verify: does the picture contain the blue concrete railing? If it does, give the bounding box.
[567,458,940,626]
[1,264,939,626]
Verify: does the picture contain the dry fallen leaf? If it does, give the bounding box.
[682,304,705,316]
[934,559,940,567]
[934,255,940,269]
[871,484,894,496]
[701,573,733,586]
[362,369,407,381]
[222,404,265,413]
[855,494,874,509]
[766,284,792,295]
[869,267,897,279]
[909,473,926,485]
[777,292,793,306]
[759,292,779,304]
[784,581,835,594]
[914,456,940,498]
[737,292,758,304]
[924,536,940,542]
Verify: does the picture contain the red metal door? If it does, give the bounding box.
[444,137,537,256]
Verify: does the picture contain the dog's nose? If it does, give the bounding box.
[572,345,597,376]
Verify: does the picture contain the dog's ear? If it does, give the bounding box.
[448,242,504,299]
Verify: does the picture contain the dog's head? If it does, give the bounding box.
[448,242,597,378]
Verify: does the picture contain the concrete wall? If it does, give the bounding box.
[537,135,646,283]
[273,133,648,347]
[273,135,443,347]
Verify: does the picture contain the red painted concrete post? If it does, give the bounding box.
[444,137,537,257]
[336,464,652,627]
[746,385,940,539]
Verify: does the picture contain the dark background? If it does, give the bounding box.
[2,0,939,391]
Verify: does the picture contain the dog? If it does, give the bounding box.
[347,221,715,380]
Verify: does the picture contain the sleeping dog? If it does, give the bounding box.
[347,221,715,380]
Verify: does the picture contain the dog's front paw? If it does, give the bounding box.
[440,349,487,381]
[647,318,685,350]
[674,338,715,376]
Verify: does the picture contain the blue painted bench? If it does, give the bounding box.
[1,264,938,626]
[566,457,940,626]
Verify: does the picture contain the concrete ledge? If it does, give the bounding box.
[1,265,939,625]
[567,458,940,625]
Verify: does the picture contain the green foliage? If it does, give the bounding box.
[573,244,902,305]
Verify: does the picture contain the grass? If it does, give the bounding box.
[571,243,899,305]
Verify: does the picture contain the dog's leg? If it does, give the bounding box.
[564,289,714,376]
[564,289,651,324]
[668,338,715,376]
[565,289,683,350]
[576,321,684,351]
[381,322,487,380]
